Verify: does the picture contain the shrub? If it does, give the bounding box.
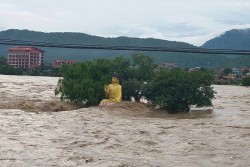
[143,68,215,112]
[55,60,111,106]
[122,53,155,101]
[55,55,216,112]
[242,77,250,86]
[55,54,156,106]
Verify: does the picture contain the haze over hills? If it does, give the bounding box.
[202,28,250,49]
[0,29,249,67]
[202,28,250,67]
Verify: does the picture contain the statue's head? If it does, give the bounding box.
[112,73,119,84]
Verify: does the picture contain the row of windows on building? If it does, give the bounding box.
[8,59,40,61]
[8,55,41,58]
[7,46,77,69]
[9,53,40,56]
[7,47,44,69]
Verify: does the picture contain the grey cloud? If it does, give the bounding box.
[0,0,250,46]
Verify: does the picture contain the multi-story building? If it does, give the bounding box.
[7,46,44,69]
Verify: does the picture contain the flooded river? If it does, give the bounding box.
[0,75,249,167]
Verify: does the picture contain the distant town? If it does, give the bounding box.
[1,46,250,85]
[7,46,77,69]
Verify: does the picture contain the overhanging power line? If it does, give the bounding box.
[1,38,250,55]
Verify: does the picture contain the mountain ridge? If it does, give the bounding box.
[0,29,249,67]
[202,28,250,49]
[202,28,250,67]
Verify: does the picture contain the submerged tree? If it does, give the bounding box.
[55,55,216,112]
[55,57,131,106]
[55,54,156,106]
[143,68,215,112]
[122,53,155,102]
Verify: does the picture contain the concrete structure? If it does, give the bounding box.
[232,68,241,75]
[52,59,77,68]
[8,46,44,69]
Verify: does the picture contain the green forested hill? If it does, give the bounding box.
[202,29,250,49]
[0,29,240,67]
[202,28,250,67]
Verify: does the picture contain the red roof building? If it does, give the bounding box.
[7,46,44,69]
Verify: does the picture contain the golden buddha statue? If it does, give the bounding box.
[99,73,122,106]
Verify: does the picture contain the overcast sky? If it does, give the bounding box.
[1,0,250,46]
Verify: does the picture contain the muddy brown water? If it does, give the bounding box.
[0,75,249,167]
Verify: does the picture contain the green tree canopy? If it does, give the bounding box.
[55,57,132,106]
[122,53,155,101]
[223,68,232,75]
[0,56,7,65]
[143,68,215,112]
[55,55,216,112]
[242,77,250,86]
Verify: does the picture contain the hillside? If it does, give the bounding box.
[202,28,250,67]
[202,29,250,49]
[0,29,234,67]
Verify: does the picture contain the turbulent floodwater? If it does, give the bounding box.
[0,75,250,167]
